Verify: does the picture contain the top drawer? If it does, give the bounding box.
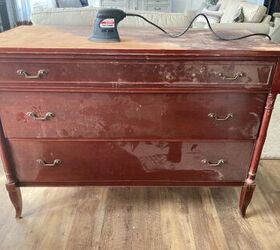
[0,60,274,87]
[146,0,170,5]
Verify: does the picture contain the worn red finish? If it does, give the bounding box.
[0,60,274,86]
[0,92,266,140]
[8,140,254,183]
[0,27,280,218]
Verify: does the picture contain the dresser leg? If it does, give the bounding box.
[6,183,22,218]
[239,179,256,217]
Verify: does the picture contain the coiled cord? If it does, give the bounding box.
[126,13,272,41]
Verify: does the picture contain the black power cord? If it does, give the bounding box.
[126,13,272,41]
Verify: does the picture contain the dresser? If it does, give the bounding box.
[0,26,279,218]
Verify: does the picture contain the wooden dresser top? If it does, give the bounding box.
[0,25,279,56]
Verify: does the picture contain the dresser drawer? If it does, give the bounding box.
[0,60,273,87]
[0,92,266,139]
[146,0,170,5]
[101,0,126,5]
[8,140,253,183]
[146,5,170,12]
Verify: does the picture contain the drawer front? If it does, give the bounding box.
[101,4,127,8]
[146,0,170,5]
[101,0,126,5]
[9,140,253,183]
[0,92,266,139]
[146,5,170,12]
[0,61,273,87]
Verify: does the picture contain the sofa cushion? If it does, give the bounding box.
[200,8,223,23]
[218,0,241,11]
[193,8,223,29]
[233,7,244,23]
[240,2,267,22]
[87,0,94,6]
[31,7,191,28]
[220,1,242,23]
[219,0,267,24]
[207,3,221,11]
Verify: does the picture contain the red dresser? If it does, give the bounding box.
[0,26,279,218]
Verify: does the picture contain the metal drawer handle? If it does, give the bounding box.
[216,72,245,80]
[208,113,233,121]
[17,69,48,79]
[154,7,161,10]
[37,159,62,167]
[26,112,55,121]
[201,159,225,167]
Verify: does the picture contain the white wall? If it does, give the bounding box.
[171,0,265,13]
[262,98,280,159]
[172,0,204,13]
[247,0,264,4]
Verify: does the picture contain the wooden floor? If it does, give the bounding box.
[0,160,279,250]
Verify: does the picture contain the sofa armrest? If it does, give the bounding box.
[262,15,272,24]
[211,23,270,35]
[271,25,280,43]
[272,13,280,29]
[273,12,280,18]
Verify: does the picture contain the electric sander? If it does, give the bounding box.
[89,9,127,42]
[89,8,271,42]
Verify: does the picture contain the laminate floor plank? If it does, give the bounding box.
[130,188,164,250]
[159,187,195,250]
[0,160,280,250]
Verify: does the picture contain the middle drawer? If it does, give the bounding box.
[0,92,266,139]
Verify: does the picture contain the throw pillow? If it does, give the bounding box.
[207,3,221,11]
[239,2,267,23]
[220,1,242,23]
[196,2,208,14]
[201,8,223,22]
[195,8,223,27]
[87,0,96,6]
[57,0,82,8]
[233,7,244,23]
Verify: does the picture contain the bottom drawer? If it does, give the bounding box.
[8,140,253,183]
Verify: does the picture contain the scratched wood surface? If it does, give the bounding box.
[0,160,279,250]
[0,26,279,53]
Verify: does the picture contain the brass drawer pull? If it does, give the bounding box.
[201,159,225,167]
[208,113,233,121]
[17,69,48,79]
[26,112,55,121]
[216,72,245,81]
[37,159,62,167]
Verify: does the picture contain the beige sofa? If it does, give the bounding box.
[31,7,193,28]
[31,0,271,34]
[193,0,271,34]
[270,13,280,42]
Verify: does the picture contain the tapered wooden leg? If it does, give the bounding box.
[6,183,22,219]
[239,93,276,217]
[239,179,256,217]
